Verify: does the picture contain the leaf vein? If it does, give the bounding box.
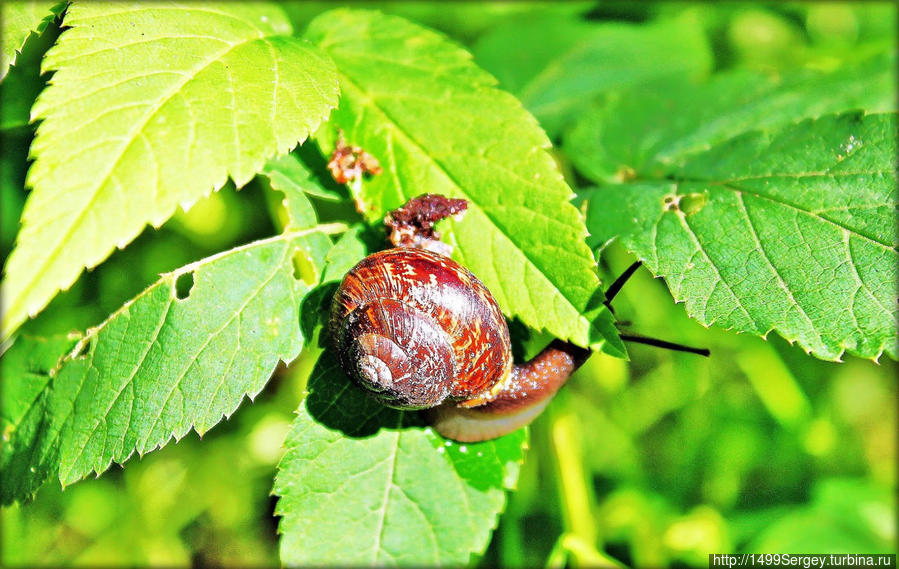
[373,427,401,564]
[676,210,758,329]
[714,181,894,249]
[50,34,233,65]
[735,192,824,348]
[60,297,173,481]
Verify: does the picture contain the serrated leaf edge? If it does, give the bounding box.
[2,9,339,339]
[18,225,344,488]
[329,50,616,353]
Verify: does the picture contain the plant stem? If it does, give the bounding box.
[549,403,629,567]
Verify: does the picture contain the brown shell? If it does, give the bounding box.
[330,248,512,409]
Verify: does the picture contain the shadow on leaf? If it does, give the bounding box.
[299,281,338,344]
[304,350,425,439]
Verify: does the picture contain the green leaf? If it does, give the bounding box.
[260,153,339,290]
[263,152,342,205]
[0,2,61,132]
[0,2,339,340]
[473,12,712,136]
[589,112,898,361]
[320,225,367,283]
[0,333,76,503]
[274,351,527,566]
[0,334,75,430]
[305,9,623,357]
[566,51,897,184]
[263,154,324,230]
[1,226,337,501]
[0,0,60,81]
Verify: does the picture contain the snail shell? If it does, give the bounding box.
[329,248,513,410]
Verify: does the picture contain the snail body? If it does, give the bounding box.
[329,247,589,441]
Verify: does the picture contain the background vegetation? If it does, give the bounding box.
[1,1,895,567]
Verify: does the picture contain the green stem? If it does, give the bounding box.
[548,402,628,568]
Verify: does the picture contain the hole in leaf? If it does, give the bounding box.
[72,340,90,359]
[614,165,636,182]
[175,272,195,300]
[662,193,679,211]
[292,248,318,287]
[662,192,707,215]
[679,192,708,215]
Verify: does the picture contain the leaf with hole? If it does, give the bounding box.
[588,112,898,361]
[1,226,336,501]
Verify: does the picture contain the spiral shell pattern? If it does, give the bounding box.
[330,248,512,409]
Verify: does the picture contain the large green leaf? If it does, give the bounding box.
[473,12,711,137]
[0,0,59,81]
[305,9,623,357]
[0,2,339,340]
[0,225,337,502]
[566,52,897,184]
[589,112,898,361]
[274,352,527,566]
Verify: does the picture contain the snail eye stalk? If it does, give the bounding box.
[619,334,710,357]
[605,260,710,358]
[604,260,643,309]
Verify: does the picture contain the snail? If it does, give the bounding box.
[329,247,590,442]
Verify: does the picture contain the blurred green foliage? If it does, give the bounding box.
[2,1,895,567]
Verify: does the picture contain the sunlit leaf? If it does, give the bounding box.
[589,112,898,361]
[1,2,339,340]
[0,0,60,81]
[305,9,623,356]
